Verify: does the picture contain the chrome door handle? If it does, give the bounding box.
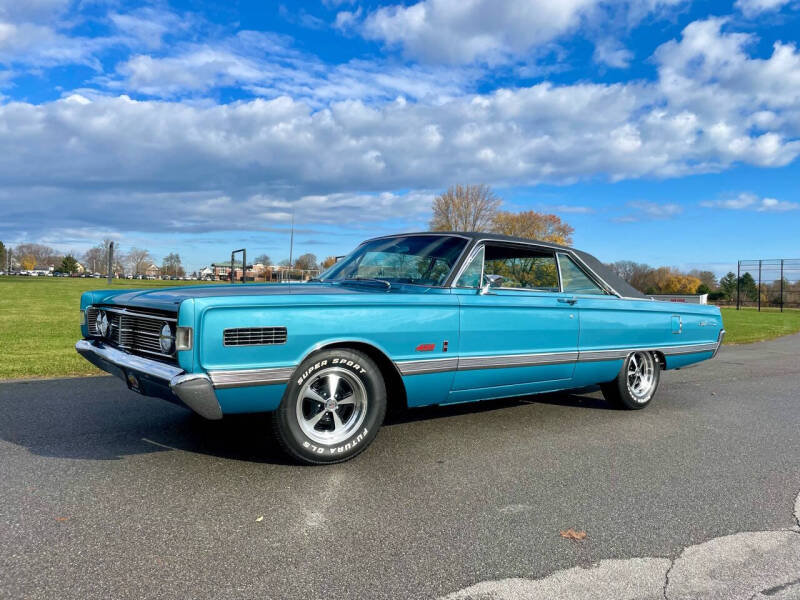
[558,297,577,305]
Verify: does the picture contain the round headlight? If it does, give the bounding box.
[96,311,109,337]
[159,323,174,354]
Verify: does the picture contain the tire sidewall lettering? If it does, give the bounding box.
[295,357,369,386]
[302,428,369,455]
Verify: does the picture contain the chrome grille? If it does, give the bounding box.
[224,327,287,346]
[87,305,178,362]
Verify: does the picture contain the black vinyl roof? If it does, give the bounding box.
[368,231,647,299]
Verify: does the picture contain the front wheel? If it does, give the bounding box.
[600,351,661,410]
[272,348,386,464]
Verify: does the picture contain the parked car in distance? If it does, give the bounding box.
[76,232,724,465]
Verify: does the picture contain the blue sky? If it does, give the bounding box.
[1,0,799,275]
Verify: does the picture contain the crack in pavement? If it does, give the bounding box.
[440,490,800,600]
[662,556,676,600]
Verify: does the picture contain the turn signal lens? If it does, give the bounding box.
[79,309,86,326]
[176,326,193,351]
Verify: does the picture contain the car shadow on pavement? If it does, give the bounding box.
[0,379,292,464]
[0,378,611,464]
[383,385,614,426]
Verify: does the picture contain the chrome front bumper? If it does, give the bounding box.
[75,340,222,420]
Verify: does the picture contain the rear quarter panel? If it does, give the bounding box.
[573,295,722,384]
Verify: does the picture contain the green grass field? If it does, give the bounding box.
[1,277,798,380]
[719,306,800,344]
[0,276,214,380]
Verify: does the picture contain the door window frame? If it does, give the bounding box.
[556,252,610,296]
[452,241,563,293]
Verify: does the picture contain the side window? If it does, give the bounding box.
[455,247,484,288]
[558,253,607,295]
[484,244,559,291]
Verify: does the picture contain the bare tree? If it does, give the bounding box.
[688,269,718,290]
[14,243,61,267]
[83,246,104,273]
[127,248,152,276]
[294,253,318,271]
[161,252,184,278]
[429,184,501,232]
[254,254,271,266]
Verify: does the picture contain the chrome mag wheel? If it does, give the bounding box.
[626,351,656,402]
[295,367,368,445]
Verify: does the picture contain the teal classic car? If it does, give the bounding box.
[77,232,724,464]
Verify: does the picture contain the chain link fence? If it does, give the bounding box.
[736,259,800,311]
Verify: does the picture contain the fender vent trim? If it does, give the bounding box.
[223,327,287,347]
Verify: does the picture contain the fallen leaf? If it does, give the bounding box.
[55,517,69,522]
[559,528,587,541]
[255,516,264,522]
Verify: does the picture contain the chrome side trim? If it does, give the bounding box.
[458,351,578,370]
[208,366,296,388]
[712,329,726,358]
[395,358,459,376]
[393,341,721,376]
[577,349,630,362]
[200,338,724,390]
[657,342,718,356]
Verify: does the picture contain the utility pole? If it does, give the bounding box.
[107,242,114,285]
[757,260,762,312]
[736,260,741,310]
[289,210,295,275]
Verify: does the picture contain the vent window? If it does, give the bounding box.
[224,327,287,346]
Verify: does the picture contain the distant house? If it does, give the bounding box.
[145,264,161,278]
[210,261,259,282]
[198,266,214,280]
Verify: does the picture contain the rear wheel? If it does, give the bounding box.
[273,348,386,464]
[600,351,660,410]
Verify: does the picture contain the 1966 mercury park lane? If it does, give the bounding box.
[77,232,724,464]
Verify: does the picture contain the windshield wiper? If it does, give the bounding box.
[339,277,392,289]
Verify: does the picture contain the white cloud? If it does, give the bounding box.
[104,32,474,104]
[109,7,192,50]
[334,9,362,31]
[735,0,793,18]
[0,19,104,69]
[1,17,800,241]
[359,0,685,65]
[615,201,683,222]
[593,38,634,68]
[542,204,595,214]
[701,192,799,211]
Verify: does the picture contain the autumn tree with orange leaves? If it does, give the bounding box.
[429,184,574,246]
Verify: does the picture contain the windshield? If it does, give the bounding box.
[320,235,468,286]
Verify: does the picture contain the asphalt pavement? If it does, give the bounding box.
[1,335,799,599]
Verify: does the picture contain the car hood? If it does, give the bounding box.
[99,282,424,311]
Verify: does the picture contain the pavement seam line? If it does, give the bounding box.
[662,555,676,600]
[794,488,800,530]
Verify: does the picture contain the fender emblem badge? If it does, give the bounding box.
[415,343,436,352]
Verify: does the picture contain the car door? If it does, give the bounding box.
[451,242,580,394]
[555,251,673,385]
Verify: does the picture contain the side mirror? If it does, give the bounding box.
[480,274,504,295]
